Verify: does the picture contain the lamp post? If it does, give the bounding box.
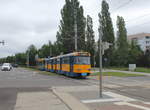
[98,28,103,98]
[73,0,78,52]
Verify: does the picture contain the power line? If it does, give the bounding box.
[111,0,133,13]
[127,20,150,29]
[126,13,150,23]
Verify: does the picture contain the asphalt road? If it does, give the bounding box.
[1,67,150,110]
[0,67,86,110]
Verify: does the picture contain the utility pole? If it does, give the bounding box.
[74,0,78,52]
[26,51,29,67]
[99,27,103,98]
[49,40,52,57]
[0,40,5,45]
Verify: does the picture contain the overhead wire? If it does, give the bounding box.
[126,12,150,23]
[111,0,133,13]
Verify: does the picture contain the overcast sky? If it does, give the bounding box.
[0,0,150,58]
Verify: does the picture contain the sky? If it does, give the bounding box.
[0,0,150,58]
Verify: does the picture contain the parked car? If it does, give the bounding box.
[12,64,18,68]
[1,63,12,71]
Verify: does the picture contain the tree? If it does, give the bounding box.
[85,15,95,66]
[137,50,150,67]
[57,0,86,53]
[99,0,115,66]
[116,16,129,66]
[55,31,64,54]
[26,45,37,66]
[38,44,50,58]
[15,53,26,65]
[128,41,142,64]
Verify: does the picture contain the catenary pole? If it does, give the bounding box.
[99,27,103,98]
[74,0,78,52]
[49,40,52,57]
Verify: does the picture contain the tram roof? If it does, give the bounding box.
[58,52,90,58]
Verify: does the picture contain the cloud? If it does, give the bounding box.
[0,0,150,58]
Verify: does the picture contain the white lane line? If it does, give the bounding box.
[143,102,150,105]
[104,92,137,102]
[115,102,150,110]
[81,92,137,104]
[82,98,120,104]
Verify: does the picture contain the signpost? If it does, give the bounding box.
[0,40,5,45]
[99,28,112,98]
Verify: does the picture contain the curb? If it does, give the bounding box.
[52,88,90,110]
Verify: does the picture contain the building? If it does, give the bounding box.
[128,33,150,51]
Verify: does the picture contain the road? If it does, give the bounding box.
[0,68,86,110]
[0,67,150,110]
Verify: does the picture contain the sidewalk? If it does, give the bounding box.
[14,90,70,110]
[53,85,150,110]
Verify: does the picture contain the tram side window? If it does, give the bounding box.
[62,57,70,64]
[48,60,52,64]
[74,57,90,64]
[57,59,60,64]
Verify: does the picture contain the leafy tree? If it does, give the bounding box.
[99,0,115,66]
[115,16,129,66]
[128,41,143,64]
[55,31,64,54]
[15,53,26,65]
[85,15,95,66]
[58,0,86,53]
[137,50,150,67]
[38,44,50,58]
[26,44,37,66]
[6,56,15,63]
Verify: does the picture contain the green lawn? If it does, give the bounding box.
[135,67,150,73]
[107,67,150,73]
[92,72,144,77]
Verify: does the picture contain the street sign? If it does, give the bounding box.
[0,40,5,45]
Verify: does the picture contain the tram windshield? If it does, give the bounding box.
[74,57,90,64]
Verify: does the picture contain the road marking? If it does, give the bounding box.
[81,92,137,104]
[104,92,137,102]
[82,98,121,103]
[143,102,150,105]
[115,102,150,110]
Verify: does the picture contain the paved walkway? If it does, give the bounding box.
[14,91,70,110]
[53,85,150,110]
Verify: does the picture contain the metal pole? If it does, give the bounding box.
[99,29,103,98]
[27,51,29,67]
[74,0,78,52]
[49,40,52,57]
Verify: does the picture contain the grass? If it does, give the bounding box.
[106,67,150,73]
[135,67,150,73]
[91,72,144,77]
[23,67,56,76]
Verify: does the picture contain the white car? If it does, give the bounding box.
[1,63,12,71]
